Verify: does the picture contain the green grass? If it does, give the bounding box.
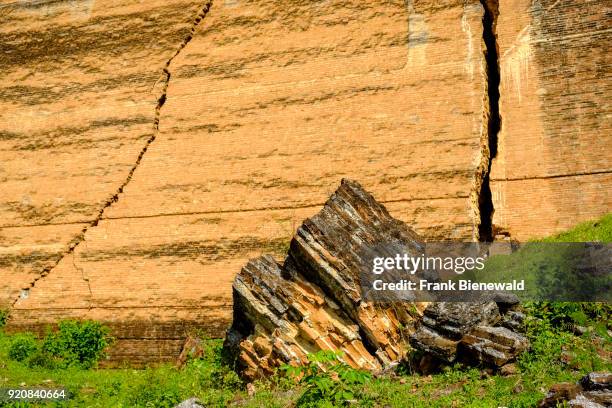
[1,327,609,408]
[1,213,610,407]
[0,336,251,407]
[537,212,612,243]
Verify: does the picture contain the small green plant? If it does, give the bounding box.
[524,302,611,337]
[283,350,372,407]
[0,309,8,327]
[183,334,243,391]
[8,333,39,362]
[26,350,58,369]
[127,371,183,408]
[42,320,113,368]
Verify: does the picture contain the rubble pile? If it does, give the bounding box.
[225,180,529,380]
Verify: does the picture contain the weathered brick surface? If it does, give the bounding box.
[491,0,611,239]
[1,0,609,364]
[0,0,205,306]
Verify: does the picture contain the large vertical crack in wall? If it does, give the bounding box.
[474,0,501,242]
[10,0,214,308]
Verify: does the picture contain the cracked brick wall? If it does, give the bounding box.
[0,0,609,365]
[491,0,611,240]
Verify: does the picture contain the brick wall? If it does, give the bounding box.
[1,0,609,364]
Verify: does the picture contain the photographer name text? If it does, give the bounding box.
[371,279,525,292]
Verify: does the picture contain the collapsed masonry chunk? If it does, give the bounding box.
[225,179,425,380]
[226,254,381,380]
[420,301,501,340]
[409,301,500,363]
[408,301,529,368]
[460,325,529,367]
[225,179,529,380]
[581,373,612,391]
[538,372,612,407]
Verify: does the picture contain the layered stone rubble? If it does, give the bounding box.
[409,301,529,368]
[227,255,381,379]
[538,372,612,407]
[226,180,529,380]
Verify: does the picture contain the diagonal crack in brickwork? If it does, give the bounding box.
[10,0,214,309]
